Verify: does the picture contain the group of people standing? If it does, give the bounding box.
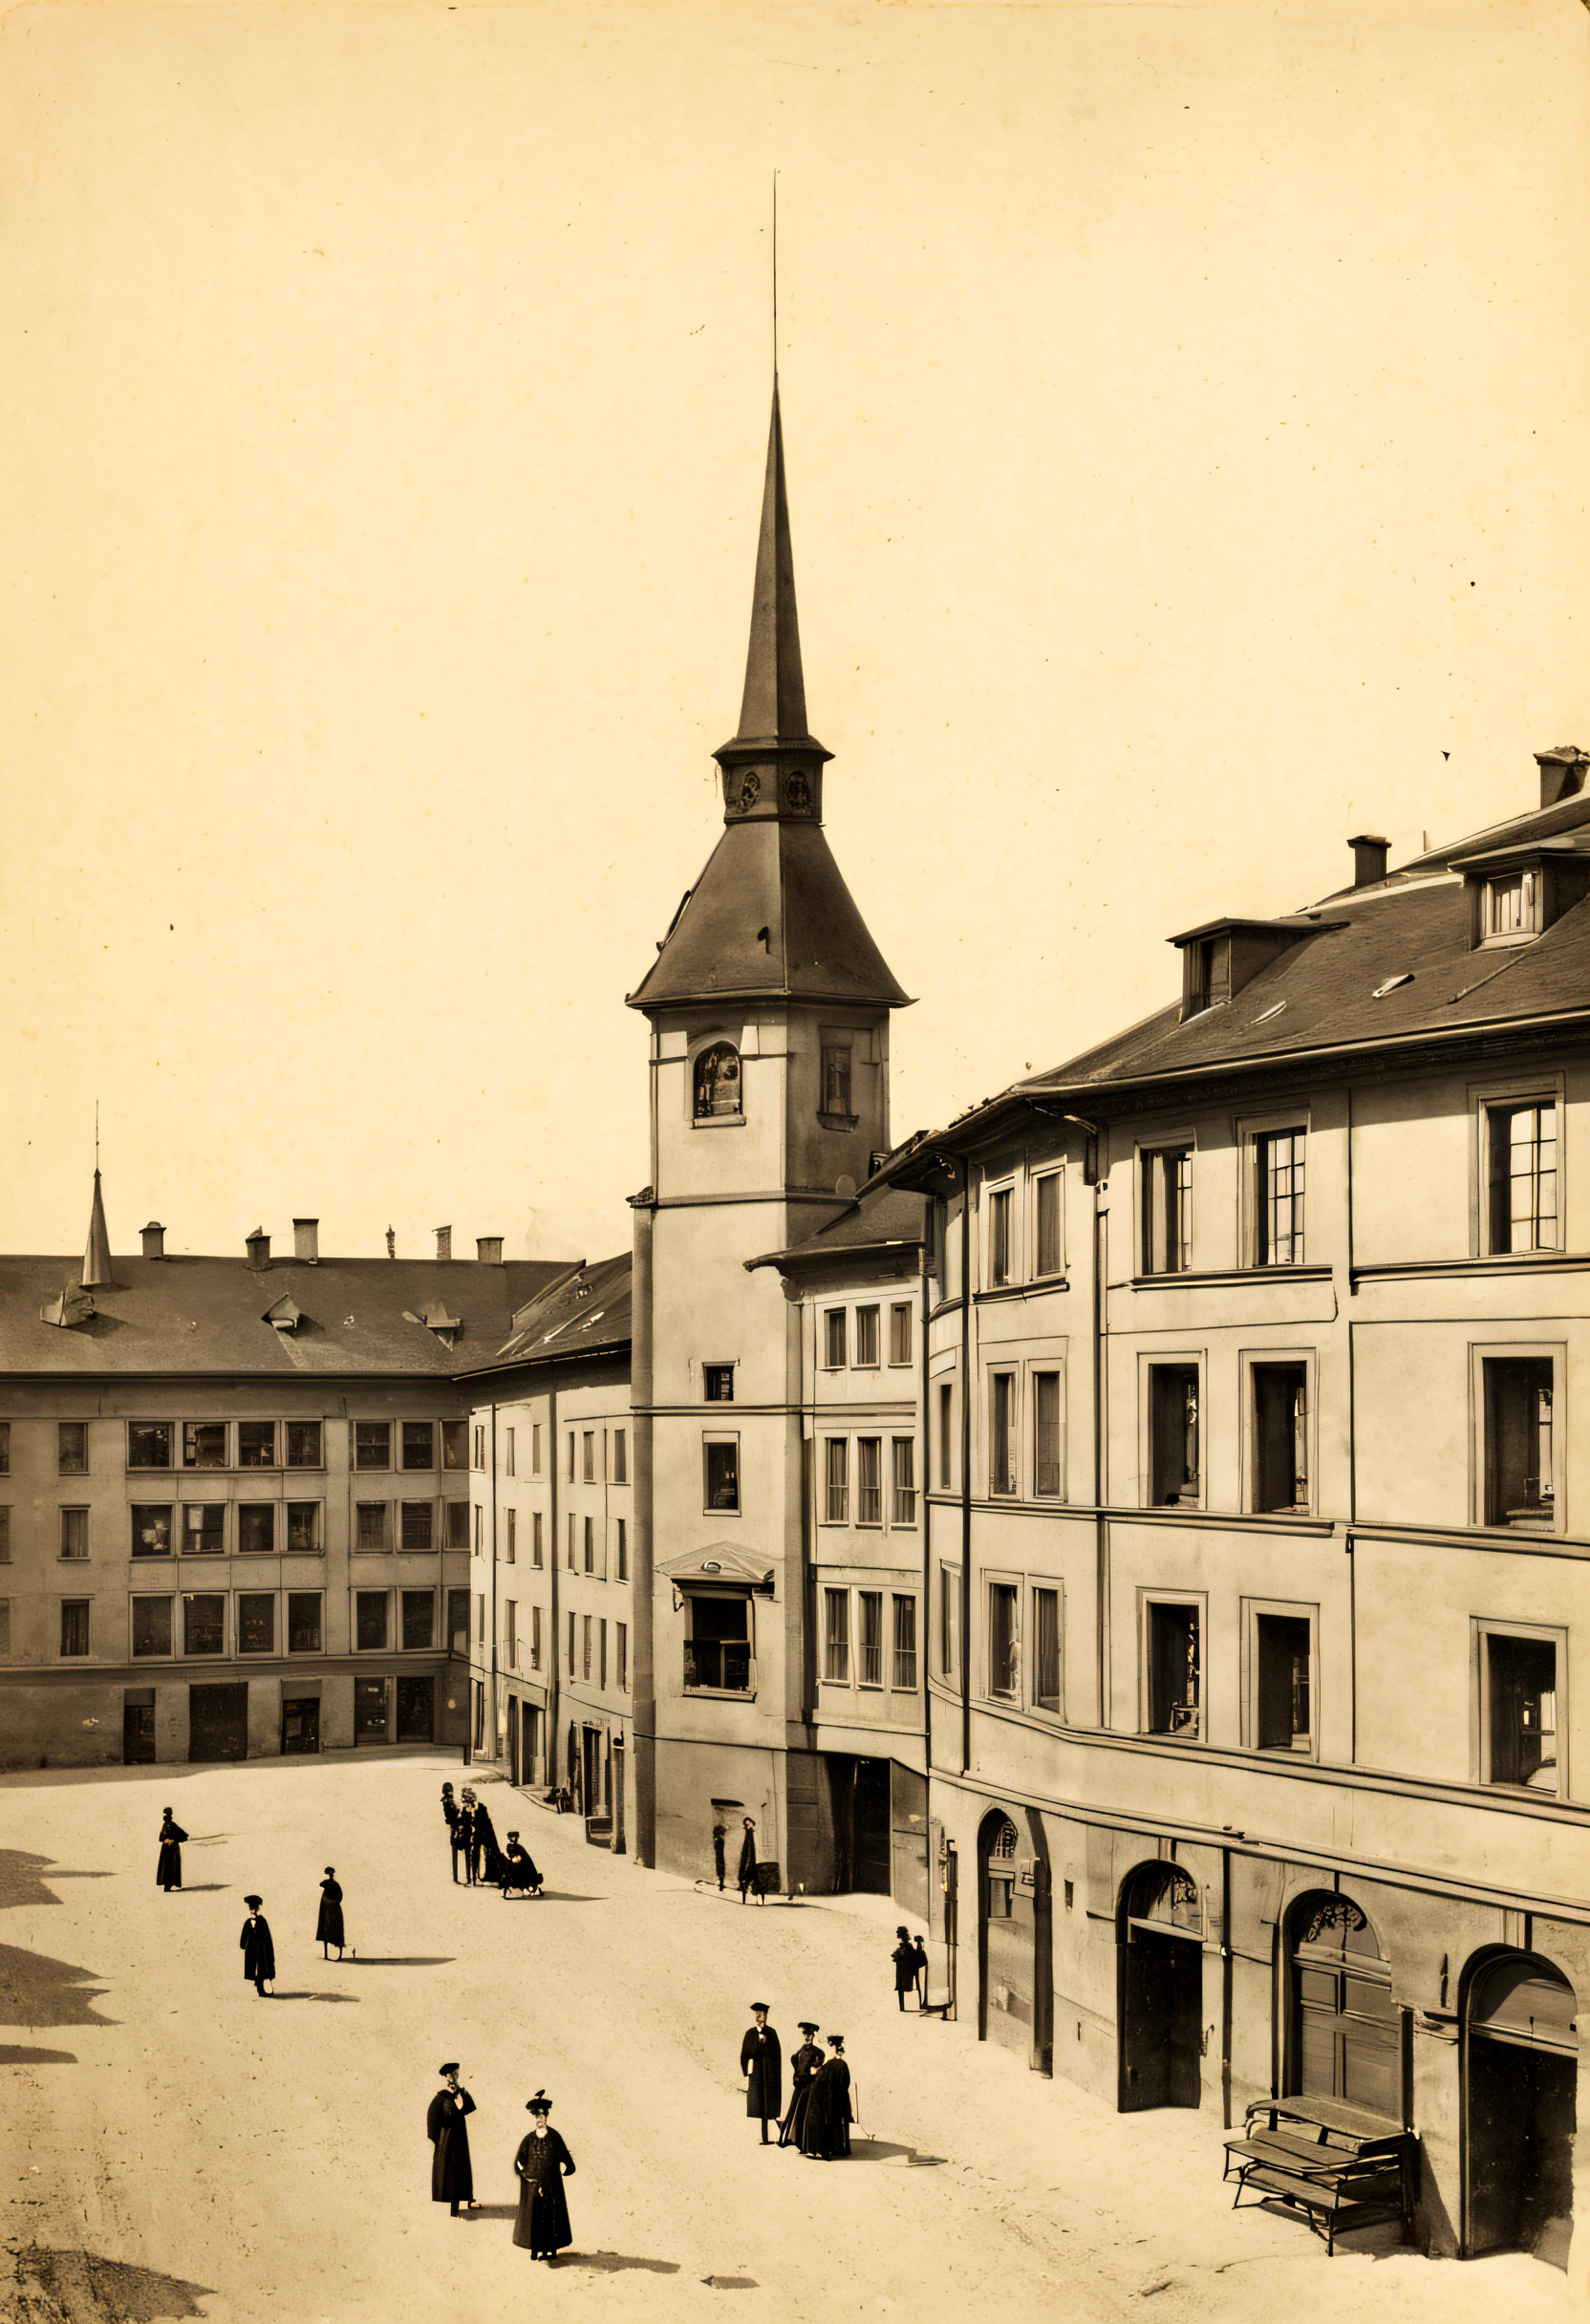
[153,1810,347,1994]
[426,2065,576,2263]
[442,1782,544,1898]
[740,2005,853,2159]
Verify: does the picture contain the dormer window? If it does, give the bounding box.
[1481,870,1539,943]
[1187,936,1231,1016]
[694,1043,741,1120]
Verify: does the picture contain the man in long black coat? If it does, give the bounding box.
[892,1926,917,2011]
[737,1818,759,1905]
[427,2064,478,2215]
[156,1809,186,1893]
[741,2002,783,2144]
[513,2092,575,2261]
[240,1896,274,1996]
[441,1785,465,1884]
[780,2022,822,2148]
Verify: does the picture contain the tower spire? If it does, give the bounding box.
[82,1166,112,1289]
[734,378,809,747]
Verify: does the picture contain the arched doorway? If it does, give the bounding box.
[1465,1952,1578,2266]
[1286,1891,1399,2119]
[978,1811,1034,2058]
[1118,1862,1203,2112]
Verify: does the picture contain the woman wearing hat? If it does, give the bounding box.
[316,1868,346,1960]
[800,2036,853,2160]
[427,2065,479,2216]
[155,1808,187,1894]
[892,1926,917,2011]
[239,1897,274,1997]
[512,2091,575,2262]
[499,1831,543,1899]
[780,2023,822,2148]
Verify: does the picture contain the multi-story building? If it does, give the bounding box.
[0,1201,568,1766]
[869,750,1590,2268]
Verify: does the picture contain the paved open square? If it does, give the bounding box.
[0,1753,1571,2324]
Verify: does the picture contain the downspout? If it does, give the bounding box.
[489,1399,500,1761]
[958,1164,973,1779]
[1220,1842,1234,2130]
[548,1377,561,1802]
[919,1209,934,1792]
[630,1200,655,1864]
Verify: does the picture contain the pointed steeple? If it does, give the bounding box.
[736,380,810,745]
[82,1168,112,1288]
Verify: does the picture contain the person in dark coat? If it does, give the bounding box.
[156,1809,187,1893]
[741,2002,783,2144]
[458,1791,479,1885]
[892,1926,917,2011]
[780,2022,822,2148]
[911,1935,930,2007]
[240,1896,275,1996]
[512,2091,575,2261]
[472,1798,505,1886]
[427,2064,478,2215]
[499,1832,542,1898]
[317,1868,346,1959]
[800,2035,854,2160]
[712,1821,727,1891]
[442,1785,465,1884]
[737,1818,759,1905]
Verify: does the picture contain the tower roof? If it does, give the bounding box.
[82,1168,112,1288]
[733,379,814,750]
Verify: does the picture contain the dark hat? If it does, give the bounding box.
[750,2001,770,2013]
[440,2062,460,2077]
[244,1895,263,1909]
[896,1925,910,1937]
[506,1830,519,1840]
[798,2021,819,2034]
[527,2089,551,2114]
[441,1780,454,1790]
[827,2034,845,2047]
[324,1866,334,1876]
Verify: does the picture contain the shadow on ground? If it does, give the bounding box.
[345,1956,455,1968]
[568,2252,682,2274]
[848,2139,948,2167]
[0,1943,113,2028]
[0,2045,76,2066]
[0,1854,116,1911]
[267,1990,360,2005]
[3,2245,214,2321]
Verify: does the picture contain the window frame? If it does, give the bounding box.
[130,1593,175,1660]
[702,1432,741,1516]
[1240,1111,1309,1270]
[1139,1140,1193,1277]
[1472,1341,1565,1535]
[1473,1616,1568,1797]
[1239,1347,1317,1517]
[987,1183,1014,1289]
[182,1591,226,1658]
[823,1437,849,1525]
[823,1586,851,1685]
[288,1590,324,1654]
[853,1305,881,1369]
[858,1589,885,1689]
[986,1575,1021,1702]
[354,1420,393,1474]
[889,1302,913,1367]
[57,1421,90,1475]
[1030,1581,1064,1718]
[822,1309,848,1370]
[237,1591,277,1657]
[1472,1075,1565,1258]
[356,1500,392,1553]
[1140,1351,1205,1512]
[856,1436,883,1527]
[1032,1364,1065,1500]
[59,1597,92,1658]
[936,1561,962,1686]
[58,1506,89,1561]
[236,1502,278,1557]
[286,1501,322,1555]
[891,1436,917,1527]
[1033,1166,1065,1280]
[355,1588,390,1653]
[892,1592,918,1691]
[988,1367,1019,1497]
[692,1039,744,1124]
[1139,1589,1207,1743]
[1241,1596,1319,1760]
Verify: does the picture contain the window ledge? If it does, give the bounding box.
[975,1279,1069,1304]
[818,1112,860,1132]
[692,1114,746,1130]
[1130,1264,1332,1289]
[681,1686,757,1702]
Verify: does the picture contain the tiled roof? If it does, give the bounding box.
[750,1185,927,1271]
[462,1252,632,1373]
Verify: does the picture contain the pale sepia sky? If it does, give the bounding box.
[3,0,1587,1265]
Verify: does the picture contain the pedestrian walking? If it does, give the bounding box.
[737,1817,759,1905]
[800,2034,853,2161]
[892,1926,916,2011]
[240,1896,275,1997]
[441,1784,465,1884]
[427,2064,479,2216]
[156,1808,187,1893]
[780,2021,822,2148]
[712,1820,727,1892]
[499,1831,543,1898]
[741,2002,783,2145]
[317,1868,346,1960]
[512,2090,575,2263]
[458,1790,479,1885]
[911,1935,930,2008]
[472,1797,504,1885]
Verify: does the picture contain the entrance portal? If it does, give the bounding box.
[1118,1862,1203,2111]
[827,1756,892,1893]
[979,1811,1035,2058]
[187,1683,247,1762]
[123,1694,156,1765]
[396,1676,434,1743]
[281,1697,320,1754]
[1466,1952,1578,2267]
[354,1679,390,1744]
[1286,1891,1399,2119]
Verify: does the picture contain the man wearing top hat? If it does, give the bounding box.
[740,2002,783,2144]
[239,1896,274,1996]
[427,2064,478,2215]
[779,2022,822,2147]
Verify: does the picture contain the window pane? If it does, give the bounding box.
[236,1504,275,1555]
[704,1441,739,1512]
[860,1591,883,1686]
[355,1592,389,1650]
[183,1504,226,1556]
[445,1500,470,1549]
[1150,1366,1199,1506]
[288,1591,322,1650]
[1489,1102,1558,1255]
[401,1590,435,1650]
[129,1423,172,1469]
[892,1436,916,1524]
[132,1597,172,1657]
[855,1307,880,1366]
[989,1583,1019,1698]
[890,1302,913,1366]
[989,1190,1012,1286]
[183,1595,225,1655]
[401,1421,435,1471]
[183,1423,227,1470]
[990,1375,1018,1496]
[857,1438,882,1523]
[237,1422,277,1468]
[892,1595,918,1689]
[1252,1365,1308,1513]
[694,1043,741,1118]
[825,1438,849,1522]
[824,1587,850,1683]
[445,1587,470,1654]
[57,1422,89,1474]
[356,1502,390,1550]
[1034,1587,1061,1711]
[1256,1130,1305,1265]
[1486,1632,1557,1790]
[1485,1357,1556,1526]
[613,1428,628,1481]
[238,1594,275,1654]
[58,1508,88,1559]
[132,1505,174,1558]
[400,1501,434,1551]
[286,1421,323,1469]
[1034,1372,1063,1497]
[354,1422,391,1471]
[821,1044,852,1117]
[825,1311,847,1367]
[1148,1602,1200,1736]
[59,1600,90,1656]
[0,1422,10,1474]
[1036,1173,1062,1277]
[1144,1149,1192,1275]
[1256,1612,1312,1750]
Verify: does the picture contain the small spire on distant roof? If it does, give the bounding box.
[735,379,809,747]
[82,1167,112,1289]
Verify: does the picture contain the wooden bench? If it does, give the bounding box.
[1223,2097,1415,2256]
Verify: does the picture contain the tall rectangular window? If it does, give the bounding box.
[859,1591,884,1687]
[939,1563,961,1679]
[355,1592,389,1650]
[532,1511,545,1567]
[568,1611,576,1673]
[1150,1364,1200,1507]
[892,1595,917,1689]
[821,1044,853,1118]
[599,1617,608,1689]
[504,1599,517,1666]
[989,1373,1018,1496]
[582,1432,595,1483]
[704,1439,739,1513]
[475,1425,488,1471]
[1033,1586,1062,1712]
[0,1600,9,1654]
[443,1588,469,1654]
[566,1432,575,1480]
[612,1428,628,1482]
[615,1518,628,1581]
[238,1422,277,1469]
[398,1500,433,1552]
[1142,1148,1192,1275]
[59,1600,90,1657]
[183,1505,226,1557]
[1255,1612,1312,1751]
[238,1505,277,1555]
[401,1421,435,1472]
[568,1513,576,1568]
[857,1438,882,1524]
[473,1504,484,1553]
[183,1423,228,1470]
[505,1507,516,1563]
[530,1604,543,1669]
[356,1502,390,1551]
[890,1302,913,1366]
[445,1500,470,1549]
[0,1422,10,1473]
[892,1437,916,1525]
[1033,1372,1063,1498]
[1482,869,1539,940]
[1484,1357,1556,1528]
[938,1384,954,1492]
[1147,1602,1200,1738]
[1484,1631,1558,1791]
[183,1594,225,1656]
[530,1423,542,1474]
[988,1582,1019,1699]
[132,1597,172,1657]
[824,1588,850,1683]
[478,1594,487,1646]
[1254,1130,1305,1266]
[133,1505,174,1559]
[401,1589,434,1649]
[1187,934,1231,1014]
[0,1509,10,1562]
[287,1502,320,1553]
[1252,1364,1309,1514]
[582,1614,592,1680]
[287,1421,323,1469]
[58,1508,88,1560]
[1035,1172,1063,1278]
[289,1593,323,1652]
[355,1422,391,1472]
[58,1422,89,1474]
[854,1306,880,1366]
[440,1420,467,1471]
[584,1516,594,1574]
[239,1594,275,1654]
[504,1428,515,1476]
[1487,1102,1558,1254]
[824,1310,847,1368]
[988,1188,1013,1287]
[616,1621,629,1691]
[825,1438,849,1522]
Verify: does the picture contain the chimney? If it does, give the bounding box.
[434,1226,452,1262]
[140,1221,165,1260]
[245,1226,270,1270]
[1536,745,1589,810]
[476,1236,504,1265]
[292,1217,319,1264]
[1348,833,1389,889]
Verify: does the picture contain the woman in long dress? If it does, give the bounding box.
[316,1867,345,1960]
[513,2092,575,2263]
[801,2036,853,2159]
[472,1799,505,1886]
[156,1809,187,1893]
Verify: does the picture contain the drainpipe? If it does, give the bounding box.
[489,1400,500,1761]
[548,1378,561,1805]
[956,1163,973,1777]
[1220,1843,1234,2130]
[629,1198,655,1864]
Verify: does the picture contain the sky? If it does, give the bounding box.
[3,0,1587,1265]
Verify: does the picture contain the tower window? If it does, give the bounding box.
[703,1437,740,1513]
[694,1043,741,1120]
[821,1044,854,1123]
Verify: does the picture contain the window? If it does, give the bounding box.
[582,1615,591,1681]
[400,1502,434,1551]
[685,1593,751,1690]
[703,1364,735,1403]
[183,1423,227,1470]
[1481,869,1539,941]
[857,1438,882,1524]
[132,1506,174,1558]
[582,1431,595,1483]
[821,1043,853,1120]
[59,1600,90,1657]
[58,1422,88,1474]
[1483,1629,1558,1791]
[568,1611,575,1672]
[0,1509,10,1562]
[704,1438,739,1513]
[287,1503,320,1553]
[0,1423,9,1473]
[824,1310,847,1369]
[855,1306,880,1366]
[615,1518,628,1581]
[183,1505,226,1557]
[616,1621,629,1691]
[856,1590,883,1688]
[824,1588,850,1683]
[1142,1148,1192,1275]
[473,1504,484,1555]
[1187,934,1231,1014]
[475,1426,488,1471]
[892,1438,917,1525]
[613,1428,629,1482]
[568,1513,576,1568]
[1033,1372,1063,1498]
[1251,1364,1309,1514]
[988,1188,1013,1287]
[938,1384,954,1492]
[1486,1101,1558,1254]
[584,1517,594,1574]
[988,1582,1019,1699]
[1255,1611,1312,1752]
[505,1507,516,1563]
[355,1422,391,1472]
[532,1511,545,1567]
[939,1563,961,1680]
[132,1597,172,1657]
[442,1587,469,1654]
[129,1423,173,1469]
[238,1505,276,1555]
[445,1500,470,1550]
[1150,1364,1200,1507]
[401,1421,435,1472]
[530,1604,543,1670]
[289,1592,323,1652]
[286,1421,323,1469]
[1254,1129,1305,1266]
[504,1428,515,1476]
[0,1601,9,1654]
[356,1502,390,1551]
[825,1438,849,1522]
[239,1595,275,1654]
[440,1420,467,1471]
[58,1508,88,1560]
[566,1432,575,1480]
[989,1373,1018,1496]
[355,1592,389,1650]
[694,1042,741,1119]
[1033,1586,1062,1713]
[1035,1172,1064,1278]
[892,1595,917,1690]
[183,1594,225,1656]
[1484,1356,1556,1528]
[238,1422,277,1469]
[479,1594,487,1648]
[1147,1601,1201,1738]
[529,1423,542,1475]
[402,1590,435,1650]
